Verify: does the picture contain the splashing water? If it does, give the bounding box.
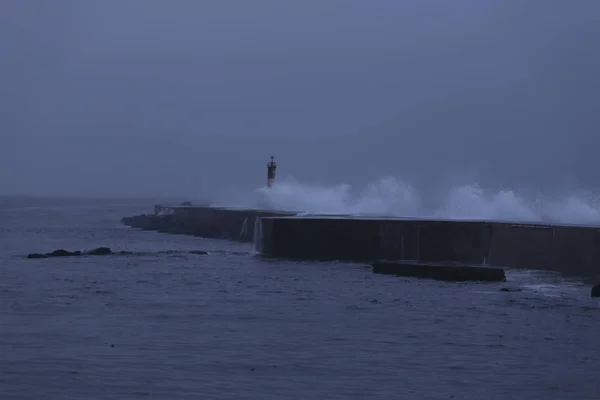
[250,176,420,216]
[253,216,263,254]
[242,176,600,225]
[433,185,539,221]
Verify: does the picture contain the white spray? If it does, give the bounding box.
[242,176,600,225]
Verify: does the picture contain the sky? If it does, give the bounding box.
[1,0,599,199]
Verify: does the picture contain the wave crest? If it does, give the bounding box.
[245,176,600,225]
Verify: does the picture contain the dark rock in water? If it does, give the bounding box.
[372,260,506,282]
[27,247,112,259]
[51,249,74,257]
[86,247,111,256]
[27,253,46,259]
[188,250,208,255]
[591,284,600,298]
[500,287,522,292]
[27,249,80,258]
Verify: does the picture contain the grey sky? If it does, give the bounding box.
[1,0,599,199]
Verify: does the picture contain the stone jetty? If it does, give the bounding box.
[123,204,600,280]
[122,204,296,242]
[255,215,600,278]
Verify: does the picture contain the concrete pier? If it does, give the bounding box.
[255,216,600,278]
[122,205,600,278]
[122,205,296,242]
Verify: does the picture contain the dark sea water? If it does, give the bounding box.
[1,197,599,399]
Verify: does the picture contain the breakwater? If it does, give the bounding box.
[255,216,600,278]
[122,205,296,242]
[123,205,600,278]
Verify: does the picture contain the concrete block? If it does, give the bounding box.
[372,260,506,282]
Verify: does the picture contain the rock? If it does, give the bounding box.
[591,284,600,298]
[189,250,208,255]
[51,249,75,257]
[27,247,111,259]
[27,249,78,259]
[86,247,112,256]
[372,260,506,282]
[500,287,522,292]
[27,253,47,259]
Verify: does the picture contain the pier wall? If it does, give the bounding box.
[122,206,600,277]
[122,205,295,242]
[256,217,600,277]
[256,218,491,264]
[488,223,600,276]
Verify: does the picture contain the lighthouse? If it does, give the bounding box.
[267,156,277,188]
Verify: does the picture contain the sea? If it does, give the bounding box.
[1,196,599,399]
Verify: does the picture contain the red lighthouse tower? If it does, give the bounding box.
[267,156,277,188]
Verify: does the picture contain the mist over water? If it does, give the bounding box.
[241,176,600,225]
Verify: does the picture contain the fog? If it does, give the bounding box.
[2,1,599,221]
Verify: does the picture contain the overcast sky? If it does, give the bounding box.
[1,0,599,199]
